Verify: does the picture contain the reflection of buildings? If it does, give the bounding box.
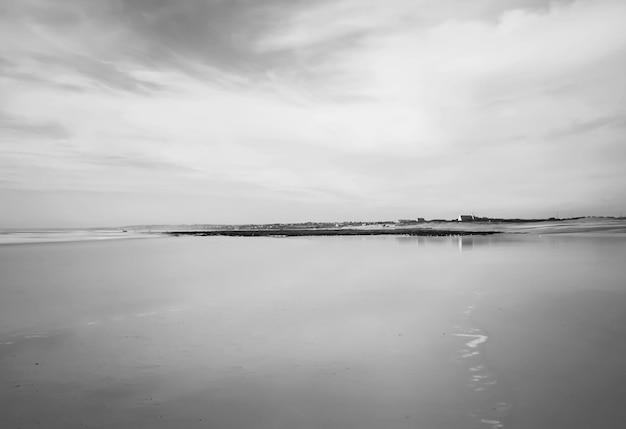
[398,234,518,250]
[396,235,510,250]
[457,236,474,252]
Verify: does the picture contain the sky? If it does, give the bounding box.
[1,0,625,227]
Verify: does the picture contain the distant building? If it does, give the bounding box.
[458,215,475,222]
[417,217,425,222]
[396,219,419,225]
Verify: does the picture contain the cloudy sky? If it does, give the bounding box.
[1,0,625,227]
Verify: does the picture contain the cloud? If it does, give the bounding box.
[1,0,626,226]
[0,112,70,139]
[550,112,626,138]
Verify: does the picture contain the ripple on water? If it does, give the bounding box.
[453,296,512,429]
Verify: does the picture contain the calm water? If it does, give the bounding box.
[1,234,625,428]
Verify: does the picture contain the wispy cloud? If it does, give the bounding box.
[0,112,70,139]
[550,112,626,138]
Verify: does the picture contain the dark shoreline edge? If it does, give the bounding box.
[164,228,501,237]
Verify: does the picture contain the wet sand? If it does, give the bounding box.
[1,234,625,428]
[461,234,626,428]
[473,289,626,428]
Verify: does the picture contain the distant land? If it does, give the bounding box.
[121,216,626,238]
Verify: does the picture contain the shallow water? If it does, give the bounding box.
[1,234,625,428]
[0,229,151,245]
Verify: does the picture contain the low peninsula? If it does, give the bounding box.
[165,227,498,238]
[154,216,625,238]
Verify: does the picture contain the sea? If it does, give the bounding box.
[1,219,626,429]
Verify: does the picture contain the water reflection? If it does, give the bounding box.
[394,234,524,250]
[1,234,626,429]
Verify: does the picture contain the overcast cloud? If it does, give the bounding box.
[1,0,625,227]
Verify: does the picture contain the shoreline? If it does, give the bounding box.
[164,228,500,237]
